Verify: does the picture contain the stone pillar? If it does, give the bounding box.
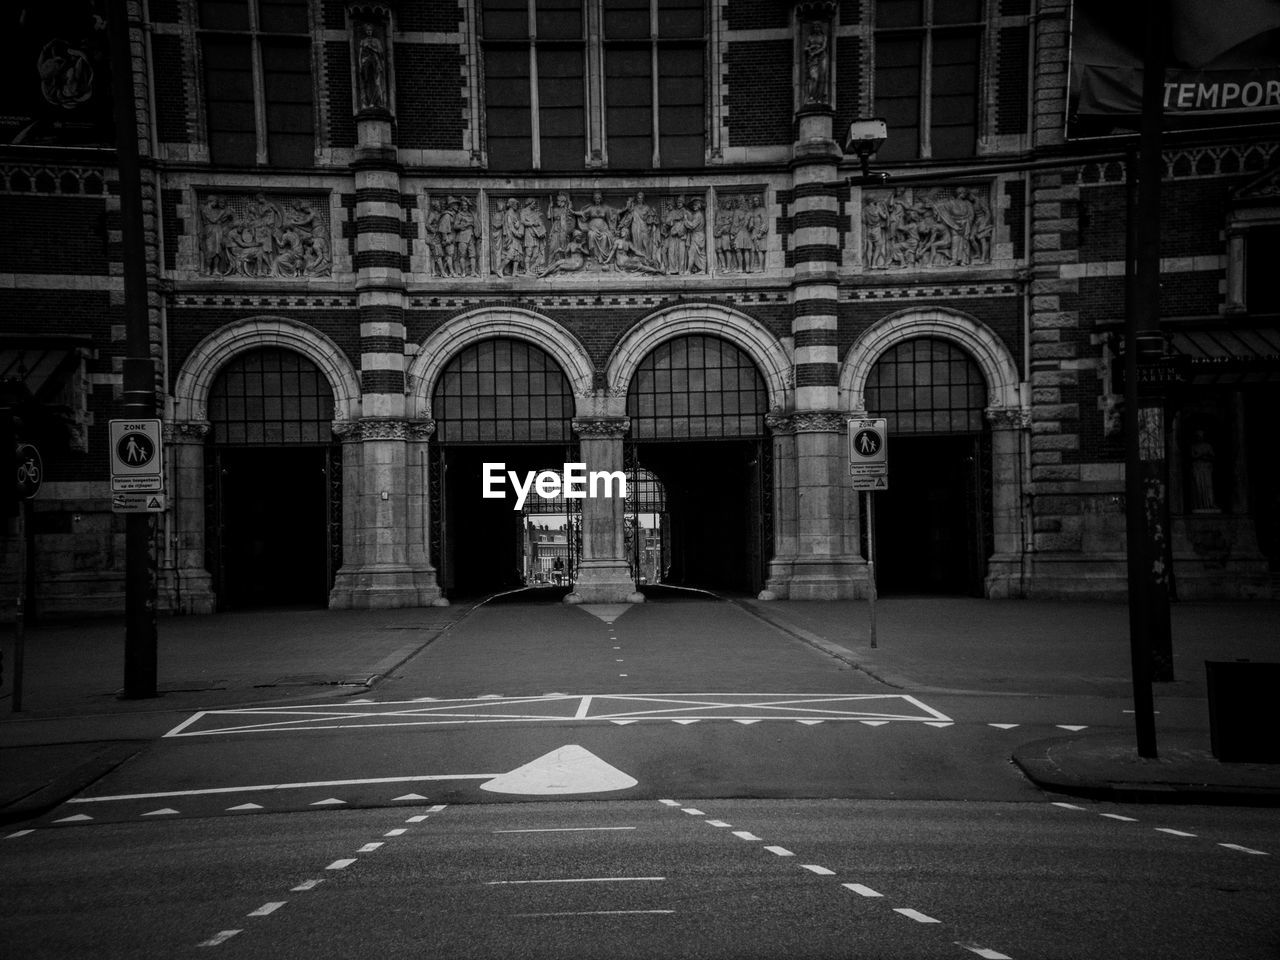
[329,5,439,607]
[783,0,865,599]
[330,418,443,607]
[160,421,215,614]
[984,406,1030,598]
[761,412,797,599]
[566,417,643,604]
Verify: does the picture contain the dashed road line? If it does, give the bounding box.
[5,830,34,839]
[486,876,665,885]
[1154,828,1197,838]
[894,908,941,924]
[842,883,883,897]
[732,830,762,841]
[1219,843,1269,855]
[764,845,795,857]
[801,864,835,875]
[513,910,675,917]
[291,880,323,892]
[196,930,242,947]
[957,943,1014,959]
[1049,801,1271,856]
[326,858,357,870]
[247,902,285,917]
[494,826,637,833]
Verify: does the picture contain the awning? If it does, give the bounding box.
[1168,326,1280,384]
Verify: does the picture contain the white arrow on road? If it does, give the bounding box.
[64,745,635,805]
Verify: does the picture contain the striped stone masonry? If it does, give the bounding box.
[353,165,408,415]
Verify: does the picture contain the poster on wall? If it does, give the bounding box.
[1067,0,1280,138]
[1,1,114,146]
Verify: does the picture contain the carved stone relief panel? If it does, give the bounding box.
[860,183,993,270]
[423,193,483,278]
[712,191,769,274]
[197,191,332,278]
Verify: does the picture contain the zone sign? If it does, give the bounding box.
[848,418,887,466]
[109,419,164,492]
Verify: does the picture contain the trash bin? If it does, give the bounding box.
[1205,661,1280,763]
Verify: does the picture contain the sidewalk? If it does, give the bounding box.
[737,596,1280,805]
[2,595,1277,822]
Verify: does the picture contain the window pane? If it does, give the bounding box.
[198,0,250,30]
[262,39,314,165]
[930,31,978,158]
[203,37,256,166]
[657,43,702,165]
[257,0,308,33]
[606,45,652,167]
[876,0,922,28]
[485,46,533,169]
[658,0,703,38]
[482,0,528,39]
[933,0,982,24]
[874,35,921,160]
[605,0,650,38]
[538,46,585,168]
[536,0,582,39]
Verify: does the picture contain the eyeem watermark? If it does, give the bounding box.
[483,462,627,510]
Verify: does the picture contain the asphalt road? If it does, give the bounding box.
[2,600,1278,958]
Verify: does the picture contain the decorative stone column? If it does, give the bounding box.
[160,421,215,614]
[566,417,644,604]
[784,0,865,599]
[330,418,443,607]
[761,411,797,599]
[984,405,1030,598]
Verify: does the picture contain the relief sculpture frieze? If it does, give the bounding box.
[861,184,992,270]
[420,189,769,281]
[198,191,332,279]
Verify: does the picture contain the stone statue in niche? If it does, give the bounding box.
[1190,428,1219,511]
[802,21,830,105]
[356,21,388,111]
[423,194,482,277]
[198,192,331,278]
[862,184,993,269]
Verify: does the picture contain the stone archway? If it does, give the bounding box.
[407,307,595,419]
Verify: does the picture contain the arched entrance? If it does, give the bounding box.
[205,347,341,609]
[864,337,992,595]
[625,334,771,594]
[429,337,578,597]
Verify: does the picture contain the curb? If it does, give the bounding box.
[0,742,143,826]
[1011,736,1280,807]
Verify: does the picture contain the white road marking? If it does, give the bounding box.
[733,831,762,841]
[988,723,1019,729]
[798,720,824,725]
[384,829,407,836]
[800,864,835,875]
[924,721,953,728]
[428,805,448,812]
[70,775,494,804]
[1155,828,1197,837]
[357,842,383,853]
[480,745,637,796]
[197,930,241,947]
[956,943,1013,959]
[326,859,357,870]
[495,826,637,834]
[658,799,681,806]
[291,880,323,891]
[514,910,675,917]
[392,793,429,801]
[894,908,940,923]
[612,720,636,725]
[227,803,263,811]
[311,798,345,806]
[1057,725,1088,731]
[682,808,706,815]
[734,719,762,725]
[861,720,889,727]
[674,719,700,724]
[166,693,953,736]
[842,883,883,897]
[53,814,92,823]
[247,902,284,917]
[486,877,664,885]
[1101,814,1138,822]
[706,820,732,828]
[1219,843,1269,855]
[143,808,179,816]
[1051,802,1086,811]
[5,830,34,839]
[406,815,429,822]
[764,846,794,857]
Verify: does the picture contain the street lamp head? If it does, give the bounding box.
[845,118,887,159]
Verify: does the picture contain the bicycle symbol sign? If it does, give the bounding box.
[15,443,42,499]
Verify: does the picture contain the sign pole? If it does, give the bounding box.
[865,489,877,649]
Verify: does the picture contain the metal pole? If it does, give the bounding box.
[865,490,877,649]
[12,500,26,712]
[109,0,158,699]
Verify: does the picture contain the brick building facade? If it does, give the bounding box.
[2,0,1276,617]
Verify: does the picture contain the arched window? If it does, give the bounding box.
[208,347,334,444]
[626,334,768,439]
[432,338,574,443]
[864,337,987,434]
